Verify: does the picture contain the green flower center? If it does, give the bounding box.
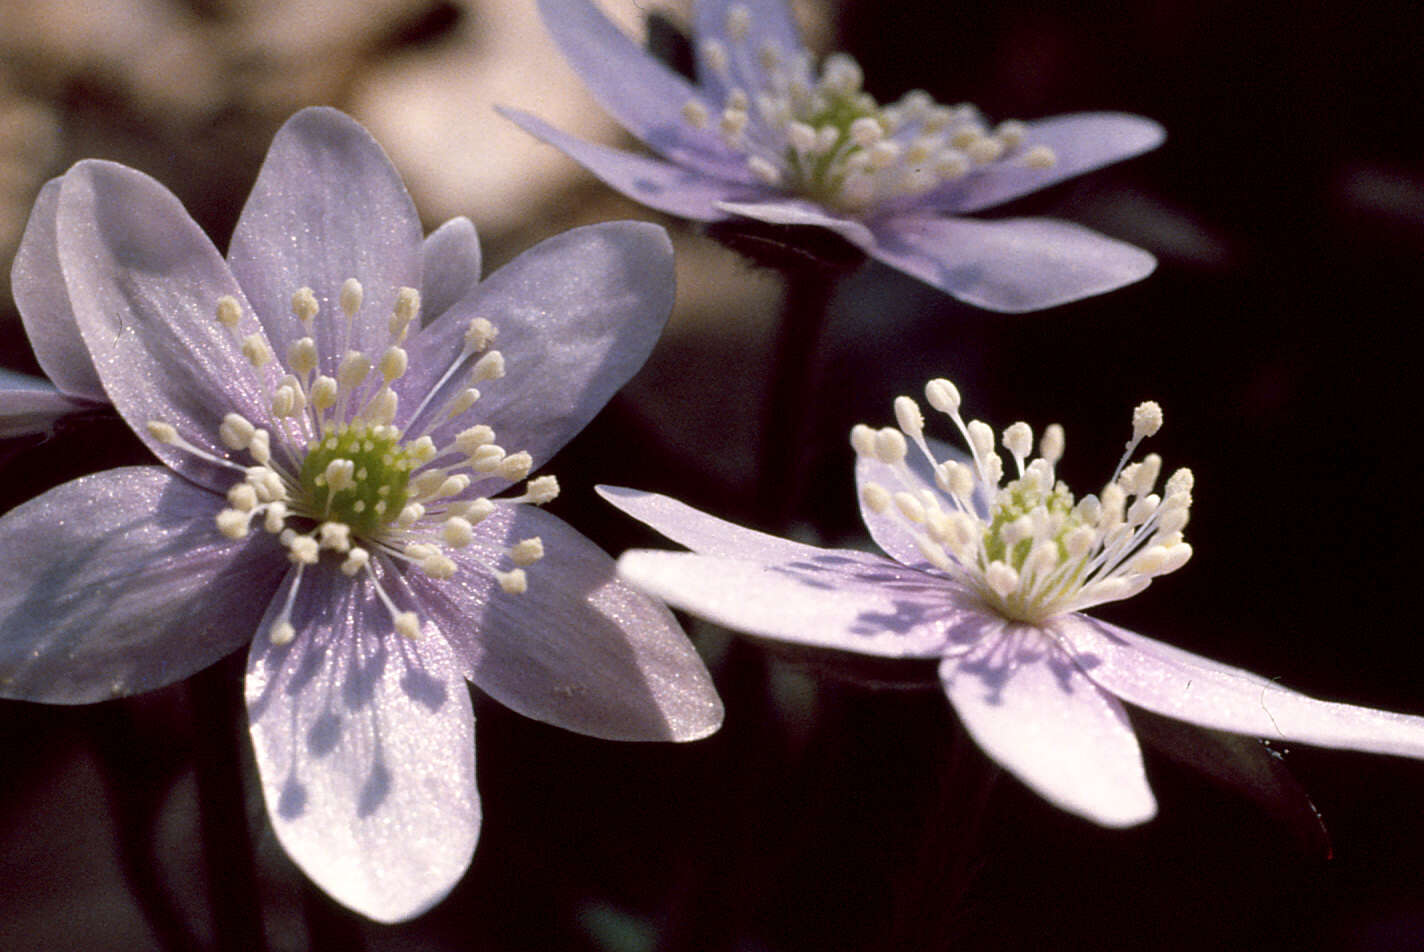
[982,477,1078,571]
[299,422,414,535]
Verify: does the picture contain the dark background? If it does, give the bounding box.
[3,0,1423,949]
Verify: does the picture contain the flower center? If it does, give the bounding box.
[298,422,413,535]
[146,277,560,646]
[684,3,1058,213]
[851,379,1194,625]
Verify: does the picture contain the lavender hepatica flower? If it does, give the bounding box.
[1,177,109,437]
[501,0,1164,312]
[0,106,722,921]
[604,380,1424,826]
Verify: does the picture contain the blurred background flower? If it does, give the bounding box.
[3,0,1424,949]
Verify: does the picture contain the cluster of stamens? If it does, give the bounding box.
[683,3,1057,213]
[851,378,1193,624]
[148,277,559,646]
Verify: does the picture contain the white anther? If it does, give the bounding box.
[497,452,533,482]
[287,534,319,565]
[241,334,272,368]
[248,429,271,465]
[748,156,782,185]
[925,378,961,413]
[935,460,975,499]
[421,554,457,579]
[465,444,504,472]
[407,436,437,463]
[412,470,449,498]
[292,287,319,324]
[340,547,369,576]
[511,537,544,566]
[1161,543,1193,573]
[1019,145,1056,169]
[1064,525,1096,558]
[392,287,420,332]
[933,149,970,180]
[1166,467,1195,497]
[366,388,398,425]
[995,120,1028,149]
[271,383,298,418]
[682,99,710,129]
[867,140,901,170]
[216,509,251,539]
[893,396,924,439]
[1040,424,1065,465]
[850,423,878,458]
[471,350,505,384]
[496,569,528,594]
[323,458,355,492]
[219,413,255,450]
[720,107,749,140]
[1127,493,1160,525]
[263,501,288,533]
[455,425,496,454]
[397,503,425,528]
[442,517,474,547]
[966,420,995,461]
[247,466,286,503]
[849,116,883,147]
[726,3,751,40]
[821,53,862,93]
[986,561,1019,597]
[227,482,258,511]
[464,318,497,352]
[337,350,371,390]
[893,491,927,523]
[339,278,363,317]
[147,420,179,444]
[788,120,818,152]
[874,427,908,465]
[862,482,892,514]
[378,346,408,382]
[316,522,350,552]
[1003,422,1033,461]
[216,295,242,328]
[701,39,729,75]
[446,388,481,417]
[525,475,559,504]
[435,474,471,499]
[270,621,296,646]
[1133,401,1163,440]
[966,136,1004,165]
[310,375,338,412]
[449,497,496,523]
[287,337,318,376]
[394,612,421,639]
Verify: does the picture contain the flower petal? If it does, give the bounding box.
[56,160,276,492]
[420,217,482,326]
[1056,614,1424,759]
[245,562,479,923]
[400,221,675,480]
[500,107,753,221]
[227,106,424,378]
[927,113,1166,215]
[536,0,754,180]
[939,626,1157,826]
[617,549,974,659]
[693,0,806,102]
[11,177,105,402]
[0,466,285,703]
[409,505,723,742]
[865,215,1156,312]
[597,485,819,561]
[717,198,876,247]
[0,369,91,438]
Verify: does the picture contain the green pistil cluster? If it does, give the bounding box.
[300,423,413,535]
[982,478,1076,570]
[784,94,883,203]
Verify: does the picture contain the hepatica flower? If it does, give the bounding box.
[0,107,722,921]
[503,0,1164,311]
[605,381,1424,826]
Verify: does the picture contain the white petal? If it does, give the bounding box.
[245,563,479,923]
[939,624,1157,826]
